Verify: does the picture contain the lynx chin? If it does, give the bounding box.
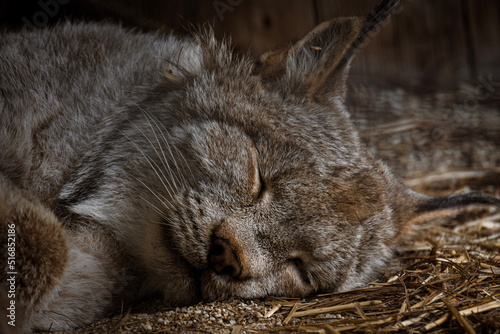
[1,0,499,332]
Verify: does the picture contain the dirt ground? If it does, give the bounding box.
[43,86,500,333]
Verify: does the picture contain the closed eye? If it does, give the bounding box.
[249,145,268,201]
[292,258,311,286]
[249,163,266,201]
[255,169,266,200]
[248,145,263,200]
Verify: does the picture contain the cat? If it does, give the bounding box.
[1,0,499,332]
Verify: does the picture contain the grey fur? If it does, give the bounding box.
[1,1,498,331]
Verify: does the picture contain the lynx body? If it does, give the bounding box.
[1,1,499,331]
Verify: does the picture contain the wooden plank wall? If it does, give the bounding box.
[1,0,499,90]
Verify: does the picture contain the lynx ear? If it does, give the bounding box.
[255,0,400,102]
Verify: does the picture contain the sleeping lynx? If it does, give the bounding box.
[1,0,499,331]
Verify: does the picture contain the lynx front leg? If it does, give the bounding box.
[0,175,137,332]
[0,175,67,333]
[28,225,138,331]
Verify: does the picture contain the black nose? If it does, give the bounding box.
[208,238,242,278]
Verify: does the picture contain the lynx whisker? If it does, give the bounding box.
[139,108,181,192]
[167,131,196,187]
[121,127,177,201]
[154,121,190,189]
[129,176,180,226]
[131,188,176,227]
[136,105,188,190]
[134,180,171,208]
[130,120,178,192]
[134,106,196,187]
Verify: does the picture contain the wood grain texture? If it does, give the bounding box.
[207,0,317,53]
[317,0,470,89]
[467,0,500,80]
[0,0,498,89]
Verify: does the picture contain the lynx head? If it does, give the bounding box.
[64,0,499,305]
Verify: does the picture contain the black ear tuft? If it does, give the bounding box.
[417,191,500,213]
[337,0,400,71]
[364,0,401,36]
[254,0,400,102]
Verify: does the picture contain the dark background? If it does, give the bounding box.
[1,0,499,90]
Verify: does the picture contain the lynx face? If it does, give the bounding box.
[165,103,388,299]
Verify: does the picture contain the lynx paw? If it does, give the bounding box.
[0,176,68,330]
